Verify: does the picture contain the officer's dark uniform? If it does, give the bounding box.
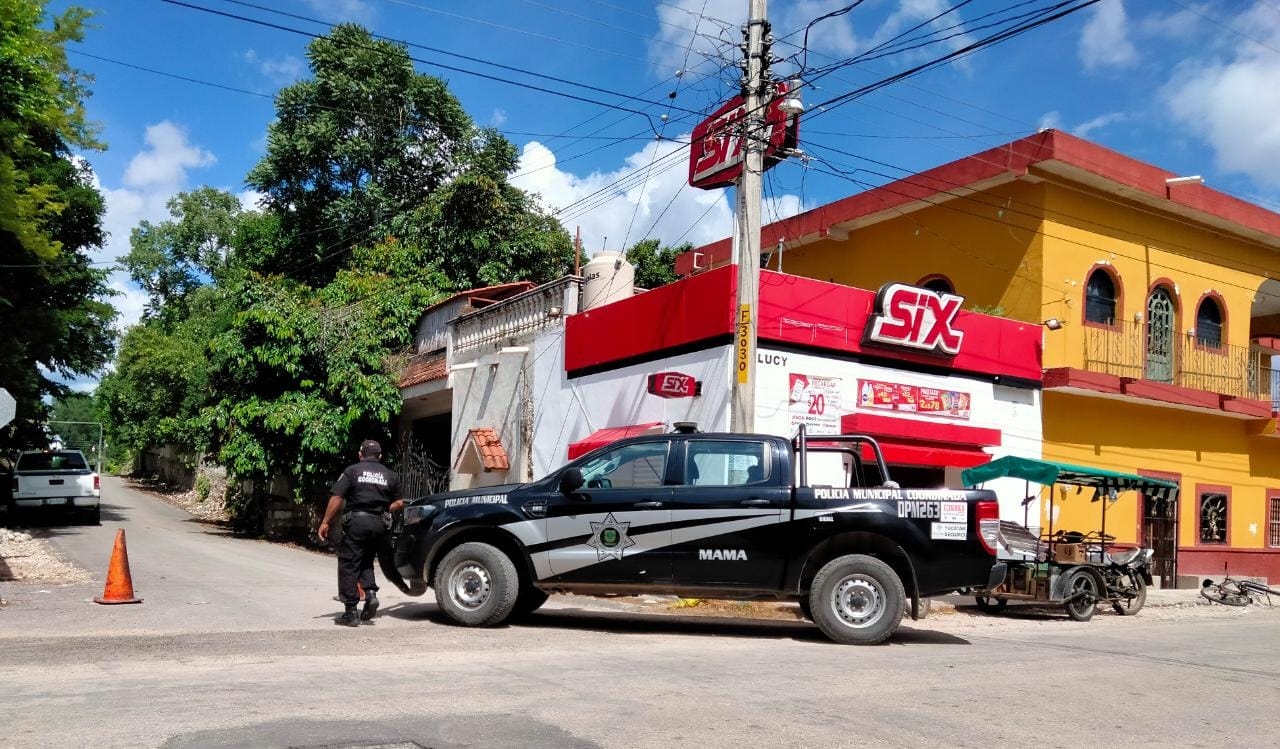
[329,443,400,617]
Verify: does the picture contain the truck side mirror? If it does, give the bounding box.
[559,468,585,496]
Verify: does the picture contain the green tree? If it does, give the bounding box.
[122,187,244,320]
[0,0,116,452]
[48,391,100,458]
[625,238,688,289]
[246,24,476,283]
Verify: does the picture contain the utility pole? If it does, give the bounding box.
[731,0,769,434]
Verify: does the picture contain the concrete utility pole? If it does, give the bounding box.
[730,0,769,433]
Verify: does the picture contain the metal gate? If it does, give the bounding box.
[396,434,451,499]
[1142,493,1178,588]
[1145,288,1175,382]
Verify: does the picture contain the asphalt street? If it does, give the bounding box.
[2,478,1278,748]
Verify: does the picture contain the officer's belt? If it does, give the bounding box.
[343,510,385,520]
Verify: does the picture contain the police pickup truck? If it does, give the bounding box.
[384,427,1005,645]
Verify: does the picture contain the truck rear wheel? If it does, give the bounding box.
[809,554,905,645]
[432,542,520,627]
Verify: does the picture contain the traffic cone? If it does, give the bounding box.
[94,528,143,605]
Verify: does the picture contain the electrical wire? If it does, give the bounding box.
[160,0,676,131]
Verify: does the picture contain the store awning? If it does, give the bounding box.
[961,456,1180,499]
[837,412,998,469]
[870,441,993,469]
[567,422,664,460]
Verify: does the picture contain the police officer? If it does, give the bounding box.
[318,439,404,626]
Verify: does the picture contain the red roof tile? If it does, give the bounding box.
[398,354,447,388]
[468,428,510,471]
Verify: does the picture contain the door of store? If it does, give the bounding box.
[1142,493,1178,588]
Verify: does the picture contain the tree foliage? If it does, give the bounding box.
[0,0,115,451]
[625,238,688,289]
[102,24,572,510]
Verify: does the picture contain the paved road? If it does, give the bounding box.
[2,479,1279,748]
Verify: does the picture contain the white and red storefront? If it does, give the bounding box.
[527,266,1046,524]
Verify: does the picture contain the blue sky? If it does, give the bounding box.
[53,0,1280,348]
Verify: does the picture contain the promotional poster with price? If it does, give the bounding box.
[787,373,841,434]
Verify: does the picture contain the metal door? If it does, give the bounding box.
[1145,288,1175,382]
[1142,494,1177,588]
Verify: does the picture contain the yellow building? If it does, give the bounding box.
[680,130,1280,586]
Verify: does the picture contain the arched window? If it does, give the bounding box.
[919,276,954,295]
[1085,269,1118,325]
[1196,297,1223,348]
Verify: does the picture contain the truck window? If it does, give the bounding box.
[16,451,88,471]
[579,443,668,489]
[800,450,874,488]
[683,440,769,486]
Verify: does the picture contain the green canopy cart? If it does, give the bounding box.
[961,456,1179,621]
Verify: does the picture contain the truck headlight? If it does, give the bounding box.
[403,504,438,526]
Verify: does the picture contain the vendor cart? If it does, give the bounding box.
[960,457,1178,621]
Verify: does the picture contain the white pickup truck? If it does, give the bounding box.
[8,449,101,523]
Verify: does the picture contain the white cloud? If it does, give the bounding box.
[303,0,373,23]
[867,0,974,61]
[1162,2,1280,188]
[779,0,860,61]
[1138,5,1202,40]
[242,49,305,86]
[1072,111,1128,138]
[1079,0,1137,72]
[86,122,219,334]
[122,121,215,190]
[237,189,265,210]
[649,0,745,73]
[489,109,508,128]
[1037,111,1063,131]
[512,138,735,254]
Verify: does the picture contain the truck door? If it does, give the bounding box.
[667,438,788,590]
[543,440,674,584]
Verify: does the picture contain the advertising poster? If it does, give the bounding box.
[856,378,971,420]
[788,373,841,434]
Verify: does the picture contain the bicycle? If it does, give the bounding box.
[1200,575,1279,606]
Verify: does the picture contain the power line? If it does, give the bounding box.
[159,0,675,130]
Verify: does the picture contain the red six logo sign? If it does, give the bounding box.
[865,283,965,356]
[647,371,702,399]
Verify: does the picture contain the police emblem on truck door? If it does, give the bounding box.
[587,513,636,561]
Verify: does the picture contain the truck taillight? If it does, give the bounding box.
[976,500,1000,556]
[10,477,16,494]
[94,474,100,491]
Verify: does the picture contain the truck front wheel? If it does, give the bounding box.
[809,554,905,645]
[432,542,520,627]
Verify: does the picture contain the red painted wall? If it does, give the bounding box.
[1179,548,1280,583]
[565,266,1044,383]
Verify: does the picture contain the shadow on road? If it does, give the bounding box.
[374,602,972,645]
[4,504,127,538]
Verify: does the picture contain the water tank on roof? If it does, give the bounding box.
[581,251,635,310]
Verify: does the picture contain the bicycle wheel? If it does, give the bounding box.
[1238,580,1280,597]
[1200,583,1250,606]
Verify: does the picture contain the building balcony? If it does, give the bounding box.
[1045,320,1278,418]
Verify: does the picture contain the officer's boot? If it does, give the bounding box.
[361,589,380,621]
[336,603,360,627]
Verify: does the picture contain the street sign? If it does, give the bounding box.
[688,82,799,190]
[0,388,14,428]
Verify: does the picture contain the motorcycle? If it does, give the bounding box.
[1099,545,1154,616]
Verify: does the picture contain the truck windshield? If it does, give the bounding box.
[17,452,88,471]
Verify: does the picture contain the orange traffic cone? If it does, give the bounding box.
[94,528,143,605]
